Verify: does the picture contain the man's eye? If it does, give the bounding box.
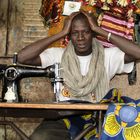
[71,32,78,35]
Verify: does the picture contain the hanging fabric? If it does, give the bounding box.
[96,11,135,48]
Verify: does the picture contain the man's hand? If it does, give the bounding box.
[81,10,99,33]
[62,12,80,36]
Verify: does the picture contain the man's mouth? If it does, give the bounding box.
[77,44,86,48]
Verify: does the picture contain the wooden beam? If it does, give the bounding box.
[0,102,108,110]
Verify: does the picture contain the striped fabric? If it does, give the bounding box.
[96,12,135,48]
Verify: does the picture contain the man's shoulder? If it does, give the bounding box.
[104,47,119,51]
[104,47,122,56]
[43,47,65,55]
[45,47,65,53]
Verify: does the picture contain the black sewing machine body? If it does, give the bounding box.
[0,64,55,102]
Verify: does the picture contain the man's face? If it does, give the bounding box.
[70,18,93,56]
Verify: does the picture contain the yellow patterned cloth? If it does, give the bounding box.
[101,100,140,140]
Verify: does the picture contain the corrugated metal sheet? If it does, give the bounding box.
[22,0,48,45]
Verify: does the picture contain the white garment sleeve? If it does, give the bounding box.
[39,48,65,68]
[104,47,134,80]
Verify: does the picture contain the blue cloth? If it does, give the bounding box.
[63,88,124,140]
[100,97,140,140]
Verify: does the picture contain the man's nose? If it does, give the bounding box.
[78,32,84,40]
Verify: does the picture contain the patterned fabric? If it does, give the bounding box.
[63,88,140,140]
[100,99,140,140]
[63,88,123,140]
[63,114,98,140]
[40,0,65,26]
[89,0,140,18]
[96,12,134,48]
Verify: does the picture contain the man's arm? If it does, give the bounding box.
[94,28,140,63]
[18,32,66,66]
[17,12,79,66]
[82,11,140,63]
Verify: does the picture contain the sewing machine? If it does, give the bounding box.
[0,53,63,103]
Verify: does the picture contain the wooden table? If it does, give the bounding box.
[0,102,109,140]
[0,102,108,117]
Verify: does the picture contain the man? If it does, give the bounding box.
[18,11,140,140]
